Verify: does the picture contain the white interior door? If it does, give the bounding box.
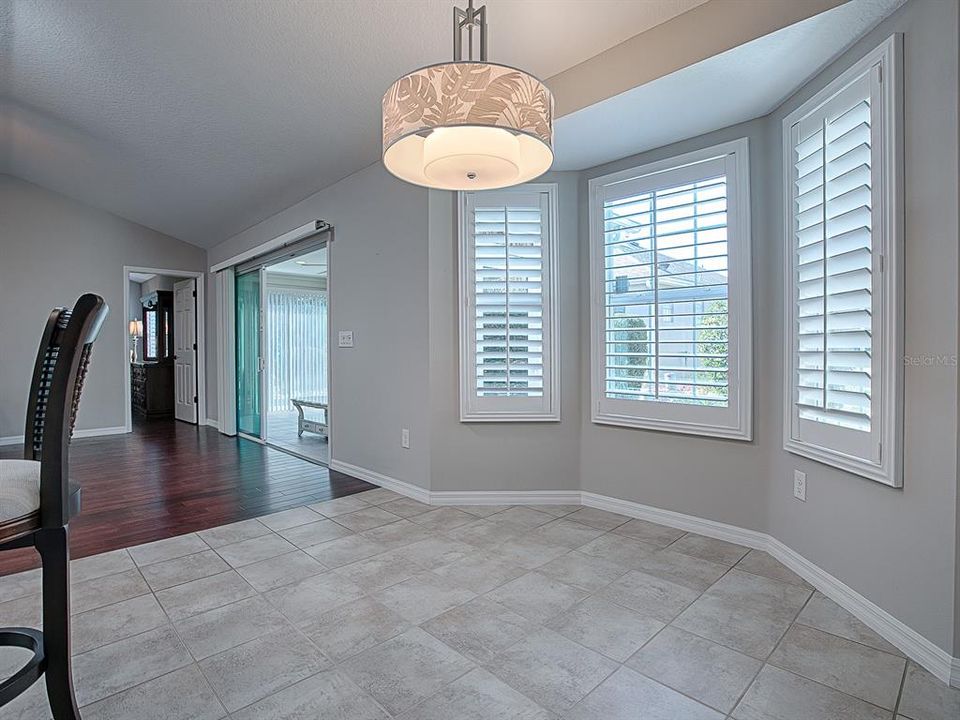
[174,278,198,423]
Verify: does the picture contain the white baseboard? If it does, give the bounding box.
[582,490,958,688]
[330,461,580,508]
[75,426,128,439]
[431,490,582,506]
[767,536,957,688]
[329,459,431,504]
[581,491,769,551]
[0,425,128,446]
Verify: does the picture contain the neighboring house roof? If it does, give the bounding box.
[609,247,727,307]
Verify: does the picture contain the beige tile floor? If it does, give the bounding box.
[1,489,958,719]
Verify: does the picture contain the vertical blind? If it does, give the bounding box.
[602,165,730,407]
[792,75,873,433]
[265,286,328,414]
[473,201,544,398]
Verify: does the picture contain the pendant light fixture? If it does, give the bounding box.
[382,0,554,190]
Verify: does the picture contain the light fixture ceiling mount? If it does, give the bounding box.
[382,0,554,191]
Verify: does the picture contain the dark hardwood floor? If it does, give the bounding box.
[0,418,375,575]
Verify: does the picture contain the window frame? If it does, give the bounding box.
[458,182,561,422]
[588,138,753,440]
[781,34,903,487]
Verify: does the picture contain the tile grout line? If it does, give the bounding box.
[751,582,904,717]
[157,523,321,716]
[609,545,761,717]
[412,525,730,717]
[720,583,819,718]
[790,616,910,660]
[193,516,423,717]
[138,548,229,716]
[582,530,910,716]
[891,660,909,718]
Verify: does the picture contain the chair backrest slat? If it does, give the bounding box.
[22,294,109,527]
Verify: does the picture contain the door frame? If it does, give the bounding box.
[235,265,267,444]
[123,266,207,433]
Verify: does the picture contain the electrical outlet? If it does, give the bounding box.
[793,470,806,502]
[401,428,410,449]
[338,330,354,348]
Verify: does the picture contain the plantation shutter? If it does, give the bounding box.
[789,69,881,463]
[782,36,901,486]
[600,158,730,408]
[460,187,558,421]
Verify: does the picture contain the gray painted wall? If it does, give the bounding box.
[427,172,582,493]
[139,274,187,295]
[765,0,958,656]
[127,280,141,321]
[128,280,142,360]
[206,163,433,491]
[0,175,206,437]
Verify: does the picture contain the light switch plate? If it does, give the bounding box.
[338,330,354,348]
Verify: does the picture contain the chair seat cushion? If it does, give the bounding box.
[0,459,41,523]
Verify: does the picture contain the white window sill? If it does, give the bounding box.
[593,411,751,441]
[783,436,900,487]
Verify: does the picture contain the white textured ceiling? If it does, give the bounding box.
[0,0,705,247]
[553,0,904,171]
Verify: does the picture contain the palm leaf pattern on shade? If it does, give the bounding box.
[383,63,553,148]
[383,73,437,140]
[439,64,492,103]
[465,71,551,140]
[424,64,493,125]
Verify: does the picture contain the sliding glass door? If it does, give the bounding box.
[236,268,263,438]
[233,235,329,462]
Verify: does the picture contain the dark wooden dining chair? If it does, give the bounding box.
[0,294,108,720]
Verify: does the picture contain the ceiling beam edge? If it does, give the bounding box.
[547,0,851,118]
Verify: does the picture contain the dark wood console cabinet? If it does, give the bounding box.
[131,362,174,418]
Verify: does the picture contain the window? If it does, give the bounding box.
[144,308,159,360]
[783,35,902,486]
[459,183,559,421]
[141,291,173,362]
[588,139,752,439]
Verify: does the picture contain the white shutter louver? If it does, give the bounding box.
[474,203,544,398]
[793,75,874,433]
[459,185,559,421]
